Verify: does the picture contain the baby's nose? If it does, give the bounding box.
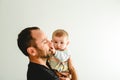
[57,43,61,47]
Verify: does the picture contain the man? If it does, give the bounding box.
[17,27,71,80]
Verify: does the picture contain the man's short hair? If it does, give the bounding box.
[17,27,39,56]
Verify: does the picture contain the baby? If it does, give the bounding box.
[49,29,76,79]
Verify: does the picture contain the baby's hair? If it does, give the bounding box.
[52,29,69,39]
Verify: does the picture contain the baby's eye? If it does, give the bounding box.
[54,41,58,43]
[61,42,64,44]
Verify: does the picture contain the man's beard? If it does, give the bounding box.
[36,48,51,59]
[40,53,51,58]
[40,55,49,58]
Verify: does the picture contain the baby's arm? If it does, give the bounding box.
[68,57,78,80]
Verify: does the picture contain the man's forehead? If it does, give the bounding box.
[31,29,44,38]
[31,29,46,39]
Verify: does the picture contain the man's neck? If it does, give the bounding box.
[29,57,49,68]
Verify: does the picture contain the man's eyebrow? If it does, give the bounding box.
[41,38,46,42]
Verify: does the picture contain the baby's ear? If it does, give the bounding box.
[27,47,36,56]
[67,40,70,45]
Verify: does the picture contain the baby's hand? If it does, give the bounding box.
[50,43,56,55]
[51,47,56,55]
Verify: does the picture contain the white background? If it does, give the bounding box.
[0,0,120,80]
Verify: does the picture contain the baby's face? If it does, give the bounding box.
[52,36,69,51]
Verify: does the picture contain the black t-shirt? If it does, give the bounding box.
[27,62,59,80]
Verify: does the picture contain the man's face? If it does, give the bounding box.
[31,29,52,58]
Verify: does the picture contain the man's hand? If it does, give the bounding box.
[55,70,71,80]
[59,77,71,80]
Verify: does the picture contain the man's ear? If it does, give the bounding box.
[27,47,36,56]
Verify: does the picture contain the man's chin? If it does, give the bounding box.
[46,55,51,58]
[47,54,53,58]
